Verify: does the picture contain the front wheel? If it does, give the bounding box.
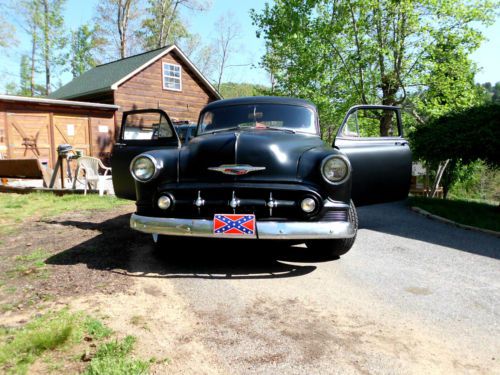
[305,200,358,258]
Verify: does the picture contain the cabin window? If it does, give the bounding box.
[162,62,182,91]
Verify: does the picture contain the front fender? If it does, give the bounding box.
[297,146,352,203]
[134,148,179,208]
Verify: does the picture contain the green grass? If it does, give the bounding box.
[0,192,131,235]
[6,248,51,279]
[0,309,149,375]
[83,317,113,340]
[408,197,500,232]
[0,310,77,374]
[83,336,150,375]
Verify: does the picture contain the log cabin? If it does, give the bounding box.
[0,45,220,167]
[49,44,221,124]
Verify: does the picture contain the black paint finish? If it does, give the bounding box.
[111,100,412,213]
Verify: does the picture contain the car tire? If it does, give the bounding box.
[305,200,358,258]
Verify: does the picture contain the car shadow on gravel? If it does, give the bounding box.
[358,201,500,260]
[45,214,335,280]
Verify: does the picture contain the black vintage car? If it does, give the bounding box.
[111,96,411,257]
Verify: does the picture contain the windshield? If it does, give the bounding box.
[197,104,317,135]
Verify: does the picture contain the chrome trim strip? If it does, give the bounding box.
[130,214,355,240]
[323,200,350,209]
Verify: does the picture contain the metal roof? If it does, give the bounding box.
[0,95,119,110]
[48,44,221,100]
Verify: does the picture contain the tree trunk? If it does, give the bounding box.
[164,0,180,45]
[30,32,36,97]
[431,159,449,198]
[43,0,50,95]
[379,111,394,136]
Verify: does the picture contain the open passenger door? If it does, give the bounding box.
[111,109,180,200]
[334,105,412,206]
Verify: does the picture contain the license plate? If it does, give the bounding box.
[213,214,256,236]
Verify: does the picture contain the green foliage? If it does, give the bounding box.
[410,33,488,124]
[218,82,268,98]
[448,161,500,202]
[0,2,16,48]
[69,24,104,77]
[138,0,190,50]
[19,55,32,96]
[251,0,498,135]
[38,0,68,94]
[411,104,500,167]
[481,81,500,104]
[84,336,150,375]
[408,197,500,232]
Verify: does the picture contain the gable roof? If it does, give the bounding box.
[49,44,221,100]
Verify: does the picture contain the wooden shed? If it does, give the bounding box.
[49,44,221,126]
[0,95,118,168]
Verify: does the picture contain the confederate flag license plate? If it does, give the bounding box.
[213,214,256,236]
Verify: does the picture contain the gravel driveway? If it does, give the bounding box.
[154,201,499,374]
[2,201,498,374]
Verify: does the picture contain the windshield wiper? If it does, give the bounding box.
[208,126,241,134]
[261,126,295,134]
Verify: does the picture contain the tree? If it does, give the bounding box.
[251,0,498,134]
[138,0,209,50]
[213,12,241,91]
[69,24,104,77]
[16,0,43,96]
[178,34,216,78]
[0,15,16,48]
[94,0,142,60]
[218,82,268,98]
[39,0,67,95]
[493,82,500,104]
[411,104,500,197]
[19,55,32,96]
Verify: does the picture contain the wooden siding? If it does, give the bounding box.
[0,101,115,167]
[114,51,218,126]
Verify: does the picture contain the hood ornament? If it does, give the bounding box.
[208,164,266,176]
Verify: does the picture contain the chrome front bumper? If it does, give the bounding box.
[130,214,355,240]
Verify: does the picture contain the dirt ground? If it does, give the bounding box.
[0,206,218,373]
[0,205,498,374]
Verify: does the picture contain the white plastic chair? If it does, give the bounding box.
[76,156,111,196]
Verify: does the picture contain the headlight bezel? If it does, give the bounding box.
[320,154,351,185]
[129,154,162,182]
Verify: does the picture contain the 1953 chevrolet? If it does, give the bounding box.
[111,96,411,257]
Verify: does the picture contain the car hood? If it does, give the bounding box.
[178,130,324,183]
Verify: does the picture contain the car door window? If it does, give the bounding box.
[122,112,173,141]
[342,108,400,138]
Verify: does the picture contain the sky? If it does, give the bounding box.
[1,0,499,92]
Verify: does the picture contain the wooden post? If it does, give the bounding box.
[49,156,61,188]
[4,111,12,158]
[87,115,94,158]
[49,112,56,168]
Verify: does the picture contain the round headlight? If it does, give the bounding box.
[130,155,158,182]
[301,197,317,213]
[321,156,350,184]
[157,195,172,210]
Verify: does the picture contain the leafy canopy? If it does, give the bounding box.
[251,0,498,135]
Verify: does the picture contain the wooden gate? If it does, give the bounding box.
[6,112,53,166]
[53,115,91,158]
[5,112,92,168]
